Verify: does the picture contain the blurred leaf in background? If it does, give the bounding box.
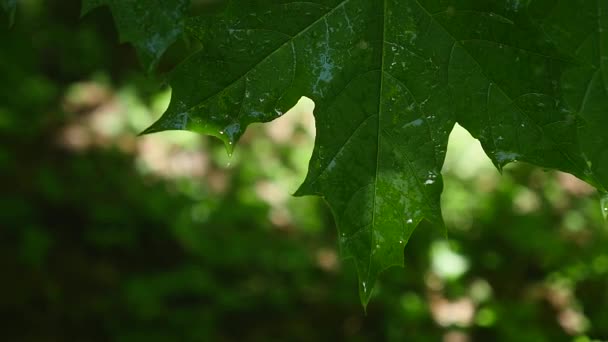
[1,1,607,341]
[1,0,17,26]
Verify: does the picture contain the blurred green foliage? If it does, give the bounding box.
[1,1,607,341]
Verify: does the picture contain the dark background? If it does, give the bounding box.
[1,1,607,341]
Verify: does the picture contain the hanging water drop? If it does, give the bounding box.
[601,193,608,220]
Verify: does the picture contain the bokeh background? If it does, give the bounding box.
[1,1,608,341]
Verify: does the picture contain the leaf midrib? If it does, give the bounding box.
[367,0,388,288]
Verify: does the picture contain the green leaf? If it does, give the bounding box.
[143,0,608,306]
[81,0,189,72]
[1,0,17,27]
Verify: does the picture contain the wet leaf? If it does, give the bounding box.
[141,0,608,306]
[81,0,189,72]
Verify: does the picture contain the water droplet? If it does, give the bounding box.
[601,193,608,220]
[219,131,224,135]
[399,240,403,244]
[406,218,413,224]
[362,281,367,292]
[357,40,369,49]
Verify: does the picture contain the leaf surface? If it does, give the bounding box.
[82,0,189,72]
[142,0,608,305]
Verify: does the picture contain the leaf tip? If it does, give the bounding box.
[359,279,374,312]
[138,124,161,136]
